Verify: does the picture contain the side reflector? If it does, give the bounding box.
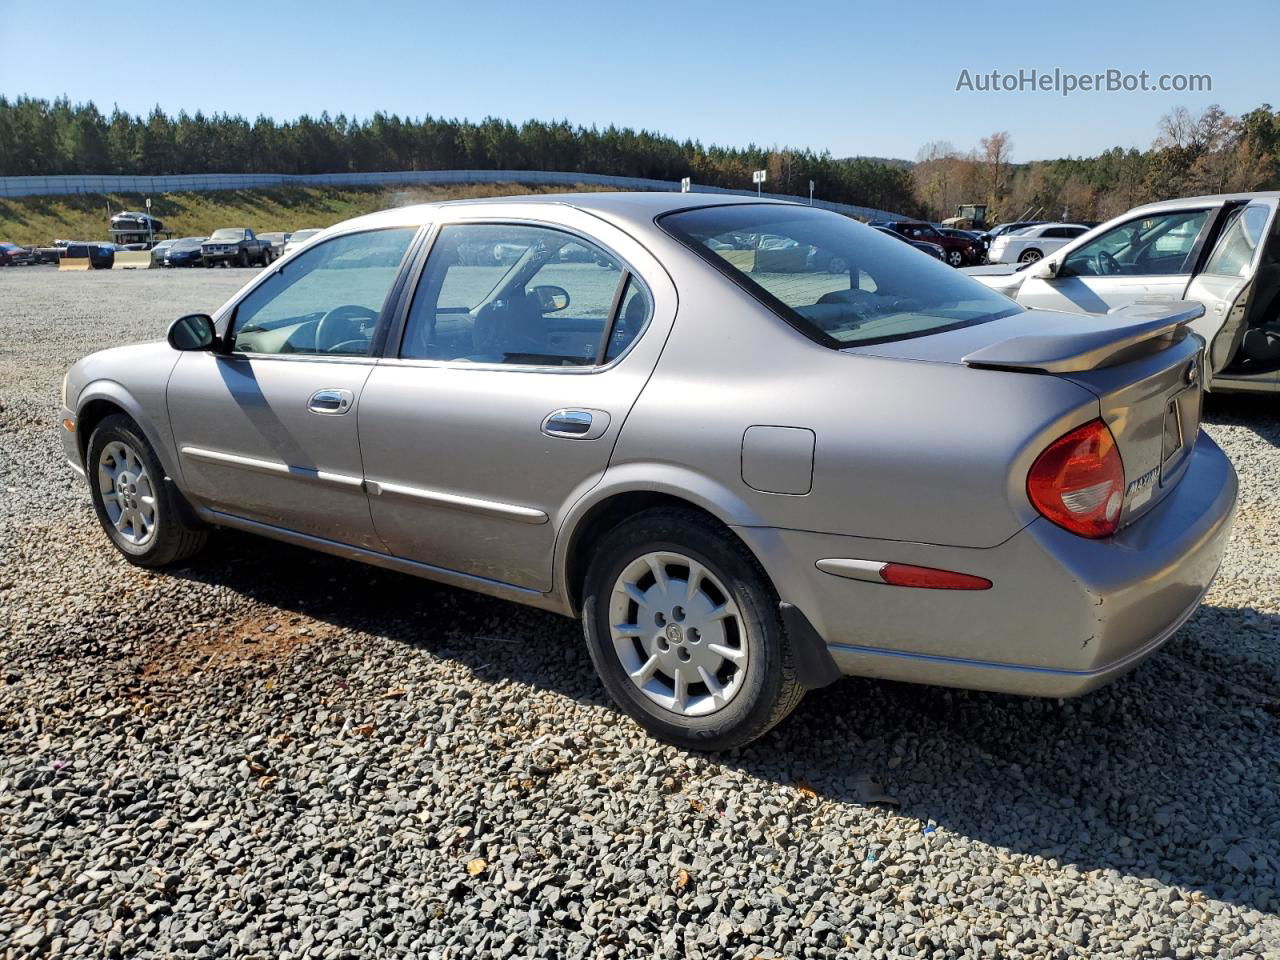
[817,558,992,590]
[62,419,76,433]
[879,563,992,591]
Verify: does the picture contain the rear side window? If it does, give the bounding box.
[401,223,649,366]
[660,204,1020,348]
[1203,204,1270,277]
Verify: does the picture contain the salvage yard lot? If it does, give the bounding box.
[1,269,1278,958]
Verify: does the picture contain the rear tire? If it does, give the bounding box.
[86,414,208,569]
[1018,249,1043,264]
[582,508,804,751]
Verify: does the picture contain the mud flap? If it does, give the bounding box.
[779,602,842,690]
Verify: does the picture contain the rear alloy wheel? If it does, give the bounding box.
[582,508,805,750]
[1018,249,1043,264]
[87,414,208,568]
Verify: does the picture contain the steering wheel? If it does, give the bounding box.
[1094,250,1121,276]
[315,304,378,353]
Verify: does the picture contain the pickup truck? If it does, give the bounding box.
[201,228,273,268]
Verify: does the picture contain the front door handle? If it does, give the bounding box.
[542,408,610,440]
[308,388,354,415]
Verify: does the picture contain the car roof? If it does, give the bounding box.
[1127,191,1280,215]
[333,191,807,236]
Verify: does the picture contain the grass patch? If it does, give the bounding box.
[0,183,617,246]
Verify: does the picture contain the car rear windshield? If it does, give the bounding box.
[660,205,1021,347]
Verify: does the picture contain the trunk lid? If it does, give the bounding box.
[847,303,1207,526]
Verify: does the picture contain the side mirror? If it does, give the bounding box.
[167,313,217,351]
[1029,259,1059,280]
[531,284,571,313]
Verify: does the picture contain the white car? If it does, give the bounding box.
[988,223,1090,265]
[282,228,323,256]
[963,192,1280,393]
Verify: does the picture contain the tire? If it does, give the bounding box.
[1018,249,1043,264]
[947,249,965,267]
[582,507,805,751]
[205,260,214,268]
[826,256,849,275]
[238,249,250,268]
[86,414,208,569]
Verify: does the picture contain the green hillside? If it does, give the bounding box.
[0,183,615,246]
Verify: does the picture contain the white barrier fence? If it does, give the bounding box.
[0,170,907,221]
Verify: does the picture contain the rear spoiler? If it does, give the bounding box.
[962,302,1204,374]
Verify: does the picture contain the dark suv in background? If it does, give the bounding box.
[869,221,982,267]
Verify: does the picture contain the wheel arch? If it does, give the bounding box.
[75,382,176,478]
[555,466,772,616]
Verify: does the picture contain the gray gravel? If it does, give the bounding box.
[2,268,1278,960]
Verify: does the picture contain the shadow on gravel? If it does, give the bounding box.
[1203,392,1280,444]
[172,531,1279,914]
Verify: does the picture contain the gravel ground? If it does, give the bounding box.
[1,268,1278,960]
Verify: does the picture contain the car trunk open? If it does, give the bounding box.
[846,303,1207,528]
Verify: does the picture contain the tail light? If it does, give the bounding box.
[1027,418,1125,538]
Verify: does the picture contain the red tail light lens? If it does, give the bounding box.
[1027,419,1125,538]
[879,563,992,590]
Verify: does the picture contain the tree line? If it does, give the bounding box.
[912,103,1280,224]
[0,96,921,214]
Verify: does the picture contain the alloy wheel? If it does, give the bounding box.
[607,551,748,717]
[97,440,157,546]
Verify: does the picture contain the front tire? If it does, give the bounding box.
[582,508,804,751]
[87,414,208,568]
[238,249,250,268]
[947,249,965,267]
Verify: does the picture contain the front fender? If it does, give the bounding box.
[74,378,181,483]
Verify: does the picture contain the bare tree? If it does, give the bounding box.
[978,131,1012,210]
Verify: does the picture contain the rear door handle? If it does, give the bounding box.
[308,388,354,415]
[541,408,610,440]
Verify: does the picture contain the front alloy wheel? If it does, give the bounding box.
[947,249,965,267]
[97,440,158,547]
[87,413,208,568]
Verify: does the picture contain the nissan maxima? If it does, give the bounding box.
[60,193,1237,750]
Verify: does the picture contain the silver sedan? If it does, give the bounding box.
[61,193,1238,750]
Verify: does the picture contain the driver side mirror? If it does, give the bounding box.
[167,313,217,351]
[1029,259,1059,280]
[531,284,570,313]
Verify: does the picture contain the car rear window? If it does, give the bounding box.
[659,204,1021,347]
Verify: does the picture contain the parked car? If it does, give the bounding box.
[986,220,1049,241]
[987,223,1090,265]
[257,232,289,259]
[109,211,165,246]
[936,226,990,261]
[964,192,1280,393]
[282,228,323,256]
[60,194,1236,750]
[873,225,945,260]
[201,228,273,268]
[63,242,115,269]
[870,220,981,267]
[0,241,34,266]
[158,236,207,268]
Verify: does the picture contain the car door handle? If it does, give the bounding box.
[542,408,610,440]
[308,388,354,415]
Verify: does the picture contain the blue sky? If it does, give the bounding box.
[2,0,1274,162]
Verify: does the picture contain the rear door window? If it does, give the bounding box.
[1203,203,1271,277]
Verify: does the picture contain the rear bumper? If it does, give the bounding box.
[737,432,1237,697]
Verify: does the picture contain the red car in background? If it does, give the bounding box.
[0,242,35,266]
[870,220,982,267]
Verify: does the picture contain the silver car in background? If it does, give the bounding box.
[61,193,1237,749]
[967,192,1280,393]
